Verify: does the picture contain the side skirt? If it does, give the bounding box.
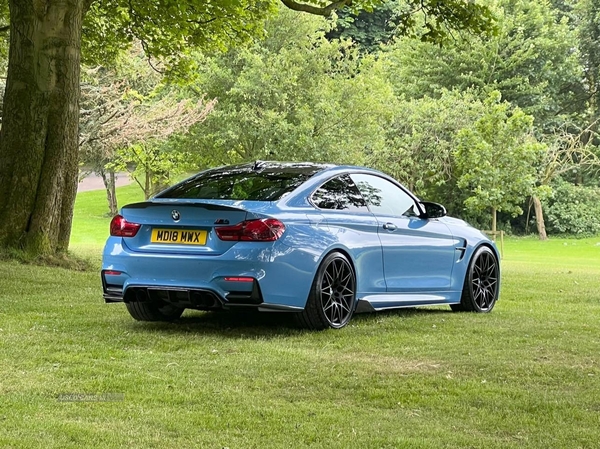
[356,292,461,313]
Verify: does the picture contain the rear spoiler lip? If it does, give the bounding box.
[122,201,256,212]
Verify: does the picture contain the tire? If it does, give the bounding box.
[125,300,184,322]
[451,246,499,313]
[296,252,356,330]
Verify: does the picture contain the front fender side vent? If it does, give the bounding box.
[455,239,467,262]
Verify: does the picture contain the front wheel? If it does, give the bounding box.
[296,252,356,330]
[451,246,499,313]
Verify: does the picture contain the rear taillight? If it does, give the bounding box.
[215,219,285,242]
[110,214,141,237]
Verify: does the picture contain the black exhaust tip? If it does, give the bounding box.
[136,289,149,302]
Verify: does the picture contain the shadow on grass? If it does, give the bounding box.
[125,306,454,339]
[355,307,453,321]
[0,247,96,271]
[127,310,303,339]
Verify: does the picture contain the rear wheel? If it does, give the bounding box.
[125,301,184,322]
[451,246,499,313]
[296,252,356,330]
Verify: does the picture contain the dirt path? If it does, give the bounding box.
[78,173,132,192]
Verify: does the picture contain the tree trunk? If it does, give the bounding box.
[144,169,151,200]
[532,195,548,241]
[108,170,118,215]
[524,197,532,235]
[0,0,85,255]
[99,168,118,216]
[491,207,497,234]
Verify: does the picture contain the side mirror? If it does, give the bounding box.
[420,201,447,219]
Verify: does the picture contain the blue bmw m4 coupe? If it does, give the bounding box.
[101,161,500,329]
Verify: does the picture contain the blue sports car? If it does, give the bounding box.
[101,162,500,329]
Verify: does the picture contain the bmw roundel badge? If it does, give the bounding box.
[171,210,181,222]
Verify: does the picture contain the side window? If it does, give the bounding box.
[311,175,369,212]
[351,174,418,217]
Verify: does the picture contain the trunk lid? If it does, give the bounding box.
[119,200,266,256]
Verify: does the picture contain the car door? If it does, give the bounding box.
[310,174,386,295]
[350,173,456,293]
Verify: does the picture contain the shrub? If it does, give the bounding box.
[544,181,600,236]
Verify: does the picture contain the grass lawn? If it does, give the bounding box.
[1,188,599,448]
[69,184,144,260]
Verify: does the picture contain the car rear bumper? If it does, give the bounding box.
[101,237,316,310]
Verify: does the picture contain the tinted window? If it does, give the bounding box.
[351,174,418,217]
[157,164,324,201]
[311,175,369,211]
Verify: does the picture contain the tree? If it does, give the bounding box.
[386,0,584,132]
[0,0,273,256]
[368,89,484,202]
[531,122,600,239]
[80,46,215,211]
[454,91,546,233]
[181,9,395,168]
[0,0,495,256]
[79,66,143,216]
[543,180,600,236]
[282,0,495,40]
[574,0,600,119]
[326,1,399,52]
[326,0,495,53]
[108,96,215,199]
[110,144,189,200]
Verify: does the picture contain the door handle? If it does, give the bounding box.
[382,222,397,231]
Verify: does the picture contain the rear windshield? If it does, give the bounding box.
[156,164,324,201]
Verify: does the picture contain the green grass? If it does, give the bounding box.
[69,184,144,259]
[1,188,599,448]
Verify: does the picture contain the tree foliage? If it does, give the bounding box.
[0,0,499,256]
[327,0,496,52]
[80,47,215,210]
[81,0,277,70]
[573,0,600,120]
[368,89,484,199]
[107,95,215,200]
[386,0,583,131]
[544,180,600,236]
[326,1,398,52]
[454,92,546,230]
[539,123,600,187]
[111,144,191,200]
[179,9,394,168]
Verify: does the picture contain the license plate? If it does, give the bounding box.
[151,229,207,245]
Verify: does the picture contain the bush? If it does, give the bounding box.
[544,182,600,236]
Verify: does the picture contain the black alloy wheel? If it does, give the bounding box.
[451,246,499,313]
[297,252,356,330]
